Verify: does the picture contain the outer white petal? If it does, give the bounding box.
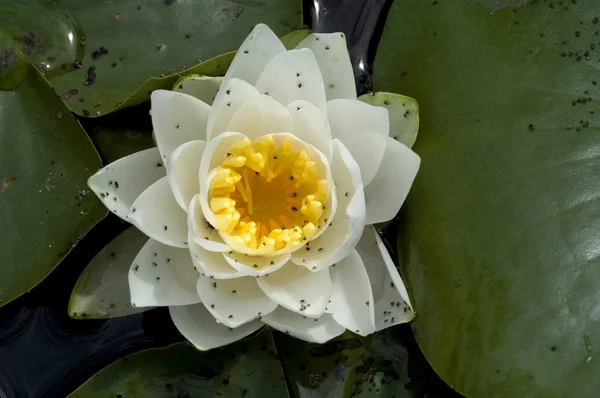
[225,95,294,141]
[326,250,375,336]
[150,90,210,160]
[206,78,259,141]
[88,148,165,220]
[355,225,414,330]
[222,23,285,87]
[262,307,345,343]
[166,140,206,212]
[255,48,327,111]
[291,139,365,271]
[364,137,420,224]
[257,262,331,318]
[223,252,290,276]
[173,75,222,105]
[286,100,332,161]
[296,33,356,100]
[188,194,231,252]
[169,304,262,351]
[197,276,277,328]
[189,233,241,280]
[327,99,389,185]
[128,238,200,307]
[127,177,188,248]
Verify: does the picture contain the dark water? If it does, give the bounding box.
[0,1,456,397]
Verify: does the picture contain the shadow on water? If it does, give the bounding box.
[0,0,458,397]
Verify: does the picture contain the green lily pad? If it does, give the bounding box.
[68,328,288,398]
[68,226,149,319]
[375,0,600,396]
[172,75,223,105]
[275,330,414,397]
[41,0,303,117]
[359,92,419,148]
[0,65,106,307]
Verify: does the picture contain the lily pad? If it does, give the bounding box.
[68,226,149,319]
[68,328,288,398]
[0,65,106,307]
[43,0,303,117]
[275,330,414,397]
[376,0,600,396]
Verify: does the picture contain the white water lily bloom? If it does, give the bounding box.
[88,24,420,350]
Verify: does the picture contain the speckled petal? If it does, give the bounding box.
[88,148,165,220]
[326,250,375,336]
[225,94,294,140]
[197,275,277,328]
[206,79,259,141]
[128,238,199,307]
[170,304,262,350]
[150,90,210,160]
[355,225,414,330]
[127,177,188,248]
[166,140,206,212]
[257,262,331,318]
[296,32,356,100]
[222,23,285,87]
[255,48,327,111]
[286,100,332,161]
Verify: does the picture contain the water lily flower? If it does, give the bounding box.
[88,24,420,350]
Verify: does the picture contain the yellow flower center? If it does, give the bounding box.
[209,135,327,255]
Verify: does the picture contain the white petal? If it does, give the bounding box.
[262,307,345,343]
[257,262,331,318]
[355,225,414,330]
[255,48,327,111]
[150,90,211,159]
[170,304,262,350]
[197,275,277,328]
[291,139,365,271]
[364,137,420,224]
[167,140,206,212]
[225,95,294,140]
[286,100,332,161]
[173,75,222,105]
[222,23,285,87]
[327,99,389,185]
[296,33,356,100]
[188,194,231,252]
[358,92,420,148]
[88,148,165,220]
[206,78,259,141]
[128,238,200,307]
[326,250,375,336]
[223,252,290,276]
[189,233,241,279]
[127,177,188,248]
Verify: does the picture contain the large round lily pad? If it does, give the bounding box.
[44,0,302,116]
[376,0,600,396]
[0,65,106,306]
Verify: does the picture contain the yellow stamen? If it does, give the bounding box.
[208,134,328,257]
